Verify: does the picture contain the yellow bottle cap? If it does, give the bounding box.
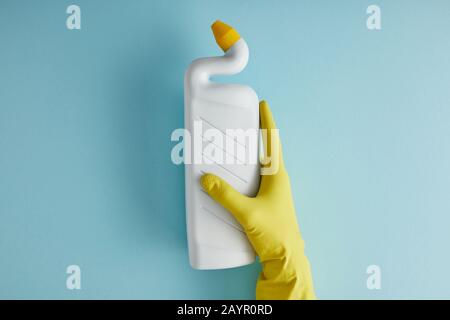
[211,20,241,52]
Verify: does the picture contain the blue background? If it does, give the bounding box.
[1,0,449,299]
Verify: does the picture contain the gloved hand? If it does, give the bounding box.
[201,100,316,300]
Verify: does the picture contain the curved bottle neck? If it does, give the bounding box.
[186,38,249,88]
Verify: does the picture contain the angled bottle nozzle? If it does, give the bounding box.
[186,20,248,85]
[211,20,241,52]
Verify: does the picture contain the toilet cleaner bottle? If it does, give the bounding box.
[184,20,260,269]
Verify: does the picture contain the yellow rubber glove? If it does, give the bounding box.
[201,101,316,300]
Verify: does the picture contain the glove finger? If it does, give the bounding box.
[259,100,284,174]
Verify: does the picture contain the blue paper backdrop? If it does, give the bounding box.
[1,0,449,299]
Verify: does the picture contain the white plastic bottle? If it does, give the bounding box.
[184,20,260,269]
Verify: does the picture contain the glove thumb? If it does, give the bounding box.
[200,173,253,229]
